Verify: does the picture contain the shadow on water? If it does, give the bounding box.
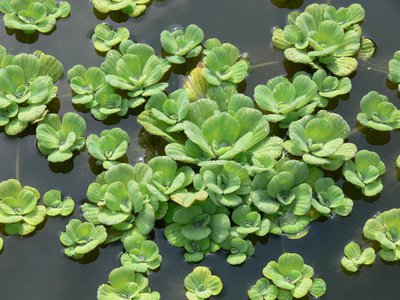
[271,0,304,9]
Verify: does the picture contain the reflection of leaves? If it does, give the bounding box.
[271,0,303,9]
[138,128,167,162]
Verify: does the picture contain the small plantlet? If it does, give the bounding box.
[59,219,107,259]
[341,242,376,273]
[184,266,223,300]
[36,113,87,163]
[43,189,74,217]
[92,24,130,53]
[343,150,385,197]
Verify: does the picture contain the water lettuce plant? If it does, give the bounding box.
[36,113,87,163]
[97,266,160,300]
[254,74,318,127]
[341,242,375,273]
[247,278,279,300]
[284,110,356,170]
[0,0,71,35]
[357,91,400,131]
[388,51,400,92]
[165,107,270,165]
[91,0,151,17]
[272,3,373,76]
[101,43,171,109]
[120,230,162,273]
[311,178,353,217]
[43,189,74,217]
[59,219,107,259]
[137,89,190,143]
[193,161,251,207]
[82,163,166,239]
[86,128,130,169]
[0,179,46,235]
[184,266,223,300]
[92,24,130,53]
[220,235,255,265]
[295,69,352,105]
[0,48,64,135]
[202,39,250,86]
[161,24,204,64]
[147,156,195,202]
[263,253,326,299]
[342,150,385,197]
[363,208,400,262]
[164,200,230,262]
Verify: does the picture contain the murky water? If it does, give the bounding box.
[0,0,399,299]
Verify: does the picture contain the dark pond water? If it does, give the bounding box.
[0,0,400,299]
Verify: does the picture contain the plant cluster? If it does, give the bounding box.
[184,266,223,300]
[0,0,70,35]
[248,253,326,299]
[68,41,171,120]
[91,0,151,18]
[63,19,383,277]
[272,3,375,76]
[0,45,64,135]
[341,242,375,273]
[0,179,74,252]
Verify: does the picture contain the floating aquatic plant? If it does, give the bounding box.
[0,0,71,35]
[36,113,87,163]
[363,208,400,262]
[101,43,170,109]
[221,235,255,265]
[97,266,160,300]
[120,230,162,273]
[161,24,204,64]
[0,179,46,235]
[272,3,374,76]
[91,0,151,17]
[202,38,250,86]
[342,150,385,197]
[164,200,230,262]
[341,242,375,273]
[193,161,251,207]
[295,69,352,105]
[388,51,400,92]
[357,91,400,131]
[284,110,357,171]
[59,219,107,259]
[254,74,318,128]
[0,46,64,135]
[147,156,195,202]
[184,266,223,300]
[263,253,326,299]
[247,278,279,300]
[86,127,130,169]
[165,107,270,165]
[82,163,167,239]
[311,178,353,217]
[137,89,190,143]
[92,24,130,53]
[43,189,74,216]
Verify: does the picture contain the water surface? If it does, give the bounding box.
[0,0,399,299]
